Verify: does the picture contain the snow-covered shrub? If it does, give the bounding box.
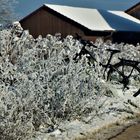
[0,23,139,139]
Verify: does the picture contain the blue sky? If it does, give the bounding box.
[16,0,139,19]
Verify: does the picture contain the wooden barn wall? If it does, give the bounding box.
[126,5,140,20]
[20,8,85,38]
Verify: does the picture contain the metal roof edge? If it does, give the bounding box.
[125,2,140,13]
[44,4,116,31]
[44,4,95,31]
[19,5,46,23]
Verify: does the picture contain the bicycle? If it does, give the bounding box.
[73,41,140,97]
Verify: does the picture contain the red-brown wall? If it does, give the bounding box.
[20,6,140,44]
[20,7,86,38]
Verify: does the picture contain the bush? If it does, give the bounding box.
[0,23,139,139]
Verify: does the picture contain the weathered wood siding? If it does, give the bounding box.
[20,6,140,44]
[20,7,85,38]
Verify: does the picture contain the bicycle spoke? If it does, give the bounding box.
[127,66,134,78]
[122,64,124,75]
[107,63,140,97]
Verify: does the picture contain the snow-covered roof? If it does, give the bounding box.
[45,4,140,32]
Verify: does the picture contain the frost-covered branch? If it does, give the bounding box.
[0,23,139,139]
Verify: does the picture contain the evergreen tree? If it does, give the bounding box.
[0,0,17,25]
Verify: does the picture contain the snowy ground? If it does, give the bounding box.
[36,90,140,140]
[0,22,139,140]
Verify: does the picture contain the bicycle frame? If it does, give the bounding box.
[73,35,140,97]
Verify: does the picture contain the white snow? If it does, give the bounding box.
[0,23,140,140]
[45,4,140,32]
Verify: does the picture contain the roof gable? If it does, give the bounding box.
[45,4,140,32]
[20,4,140,32]
[20,5,90,32]
[44,4,112,31]
[125,2,140,13]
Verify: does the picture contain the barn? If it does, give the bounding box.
[125,2,140,20]
[20,4,140,44]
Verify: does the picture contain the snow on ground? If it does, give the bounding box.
[38,93,140,140]
[0,22,139,140]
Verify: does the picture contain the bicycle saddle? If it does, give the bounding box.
[106,48,121,54]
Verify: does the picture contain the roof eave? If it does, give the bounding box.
[20,5,46,23]
[125,2,140,13]
[44,4,92,32]
[20,4,92,33]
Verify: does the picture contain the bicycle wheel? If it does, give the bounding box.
[107,62,140,97]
